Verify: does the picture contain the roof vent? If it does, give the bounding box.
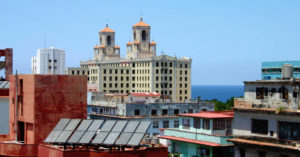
[282,64,293,79]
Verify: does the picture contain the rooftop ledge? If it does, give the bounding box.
[228,136,300,151]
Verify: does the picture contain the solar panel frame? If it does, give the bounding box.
[54,130,73,143]
[100,120,117,132]
[111,121,127,133]
[88,120,104,131]
[92,132,109,144]
[76,119,93,131]
[44,130,62,143]
[127,133,145,146]
[64,119,81,131]
[53,119,71,131]
[78,131,96,144]
[115,132,133,145]
[135,121,151,133]
[103,132,120,145]
[123,121,140,133]
[67,131,85,143]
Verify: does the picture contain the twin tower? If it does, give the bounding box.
[94,18,156,61]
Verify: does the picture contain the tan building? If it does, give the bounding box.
[67,18,192,102]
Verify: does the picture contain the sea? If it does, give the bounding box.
[192,85,244,102]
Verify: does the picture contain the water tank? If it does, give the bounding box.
[282,64,293,79]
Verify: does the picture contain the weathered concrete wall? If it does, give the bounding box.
[8,75,87,144]
[233,111,300,138]
[244,84,300,110]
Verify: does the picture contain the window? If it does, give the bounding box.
[252,119,268,134]
[115,76,118,81]
[170,121,179,129]
[185,64,188,68]
[151,109,157,116]
[183,119,190,129]
[142,30,146,41]
[162,109,168,116]
[256,87,268,99]
[213,119,225,130]
[203,118,210,130]
[115,69,118,74]
[104,69,106,74]
[169,62,172,67]
[279,86,289,100]
[258,151,266,157]
[153,121,159,128]
[163,121,169,128]
[194,118,201,129]
[239,148,245,157]
[174,109,179,115]
[188,109,193,113]
[107,35,111,45]
[279,121,300,141]
[134,110,140,116]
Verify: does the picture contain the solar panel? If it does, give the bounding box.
[88,120,104,131]
[115,132,133,145]
[55,131,73,143]
[100,120,116,132]
[103,132,120,145]
[111,121,127,133]
[64,119,81,131]
[53,119,70,131]
[127,133,145,146]
[92,132,109,144]
[67,131,85,143]
[135,121,151,133]
[123,121,140,133]
[78,131,96,144]
[44,131,62,143]
[77,119,93,131]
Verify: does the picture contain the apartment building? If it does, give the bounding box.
[87,92,214,137]
[32,47,65,74]
[262,61,300,80]
[230,68,300,157]
[67,18,191,102]
[159,111,234,157]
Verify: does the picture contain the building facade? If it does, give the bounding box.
[262,60,300,80]
[32,47,65,74]
[0,74,87,156]
[230,73,300,157]
[87,92,214,137]
[159,111,234,157]
[66,18,192,102]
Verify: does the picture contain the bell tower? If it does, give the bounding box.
[94,24,120,61]
[126,18,156,59]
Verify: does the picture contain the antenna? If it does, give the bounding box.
[44,34,47,48]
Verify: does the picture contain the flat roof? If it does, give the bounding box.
[244,79,300,84]
[159,136,232,147]
[179,111,234,119]
[228,138,299,152]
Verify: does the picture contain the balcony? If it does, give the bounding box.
[163,128,233,146]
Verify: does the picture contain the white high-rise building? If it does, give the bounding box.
[31,47,65,74]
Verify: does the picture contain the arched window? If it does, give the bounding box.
[107,36,111,45]
[134,31,136,41]
[142,30,146,41]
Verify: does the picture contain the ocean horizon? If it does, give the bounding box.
[191,85,244,102]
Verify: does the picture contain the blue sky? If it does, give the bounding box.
[0,0,300,85]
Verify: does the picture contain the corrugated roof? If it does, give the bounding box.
[0,81,9,89]
[179,111,234,119]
